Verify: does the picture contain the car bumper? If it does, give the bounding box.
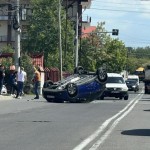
[102,90,128,97]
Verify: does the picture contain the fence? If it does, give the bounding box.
[44,67,72,82]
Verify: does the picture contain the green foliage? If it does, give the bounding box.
[20,0,150,74]
[20,53,34,83]
[22,0,75,71]
[79,22,127,73]
[0,45,14,70]
[127,47,150,73]
[1,45,14,53]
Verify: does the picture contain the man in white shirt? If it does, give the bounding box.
[15,67,27,98]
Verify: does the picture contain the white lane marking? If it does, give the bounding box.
[89,93,143,150]
[73,91,143,150]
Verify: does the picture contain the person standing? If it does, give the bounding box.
[9,71,19,97]
[0,64,5,95]
[32,67,41,99]
[15,67,27,99]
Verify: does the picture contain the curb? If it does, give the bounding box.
[0,95,12,100]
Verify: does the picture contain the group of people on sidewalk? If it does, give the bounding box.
[0,64,41,100]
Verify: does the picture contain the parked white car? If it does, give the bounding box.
[99,73,129,100]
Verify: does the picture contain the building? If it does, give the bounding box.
[0,0,31,50]
[0,0,91,51]
[62,0,92,37]
[82,26,96,38]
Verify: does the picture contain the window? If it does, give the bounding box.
[107,77,124,84]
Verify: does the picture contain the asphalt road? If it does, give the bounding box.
[0,82,149,150]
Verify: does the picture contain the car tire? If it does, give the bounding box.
[67,83,78,97]
[45,98,53,102]
[124,95,129,100]
[100,95,104,100]
[43,80,53,88]
[74,66,84,75]
[119,96,123,100]
[145,88,148,94]
[96,67,107,83]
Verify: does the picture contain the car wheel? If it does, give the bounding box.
[119,96,123,100]
[96,67,107,83]
[54,99,64,103]
[74,66,84,75]
[45,98,53,102]
[67,83,78,97]
[43,80,53,88]
[100,95,104,100]
[145,88,148,94]
[124,95,129,100]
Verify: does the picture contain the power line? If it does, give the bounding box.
[87,8,150,14]
[91,0,149,6]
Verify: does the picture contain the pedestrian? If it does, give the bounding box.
[15,67,27,99]
[0,64,5,95]
[9,70,19,97]
[32,67,41,99]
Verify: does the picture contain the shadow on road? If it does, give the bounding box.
[140,100,150,102]
[143,109,150,111]
[121,129,150,136]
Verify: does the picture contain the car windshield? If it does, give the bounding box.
[107,77,125,83]
[125,80,137,84]
[128,78,138,83]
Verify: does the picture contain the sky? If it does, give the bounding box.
[82,0,150,48]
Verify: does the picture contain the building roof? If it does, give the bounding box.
[82,26,96,38]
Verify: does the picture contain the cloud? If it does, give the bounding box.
[83,0,150,47]
[139,1,150,19]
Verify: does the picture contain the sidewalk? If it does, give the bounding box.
[0,94,43,101]
[0,95,12,100]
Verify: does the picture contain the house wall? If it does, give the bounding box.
[0,0,91,49]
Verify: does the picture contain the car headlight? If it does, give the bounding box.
[121,87,128,91]
[57,86,65,90]
[132,85,136,88]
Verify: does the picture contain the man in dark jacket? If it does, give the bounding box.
[9,71,19,97]
[0,64,5,95]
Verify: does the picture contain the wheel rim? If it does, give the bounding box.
[97,68,107,82]
[67,83,77,97]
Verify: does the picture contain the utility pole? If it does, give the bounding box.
[75,12,79,67]
[58,0,63,80]
[15,0,21,71]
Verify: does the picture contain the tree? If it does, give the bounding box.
[0,45,14,70]
[19,53,34,83]
[79,22,127,73]
[22,0,75,71]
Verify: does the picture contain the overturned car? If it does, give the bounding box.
[42,66,107,103]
